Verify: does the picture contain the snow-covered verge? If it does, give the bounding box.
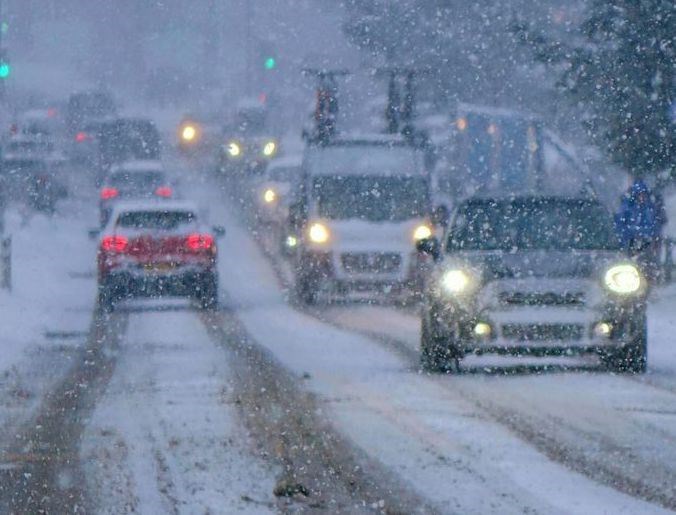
[197,176,668,514]
[0,195,97,433]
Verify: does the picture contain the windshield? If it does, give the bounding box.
[313,176,429,221]
[116,210,195,230]
[448,199,620,251]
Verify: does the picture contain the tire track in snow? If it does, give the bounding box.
[0,311,126,513]
[320,307,676,511]
[201,307,438,514]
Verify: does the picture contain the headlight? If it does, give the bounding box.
[604,264,642,294]
[308,222,330,244]
[413,224,432,242]
[263,188,276,204]
[440,269,471,295]
[262,140,277,157]
[181,124,197,142]
[227,141,242,157]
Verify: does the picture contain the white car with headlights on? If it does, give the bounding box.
[252,155,302,225]
[416,194,648,373]
[290,136,438,303]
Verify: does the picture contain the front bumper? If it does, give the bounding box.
[428,282,645,355]
[299,249,424,295]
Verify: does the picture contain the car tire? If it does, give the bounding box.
[604,312,647,374]
[420,311,461,373]
[196,273,219,310]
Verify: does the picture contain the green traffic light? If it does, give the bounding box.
[264,57,276,70]
[0,63,10,79]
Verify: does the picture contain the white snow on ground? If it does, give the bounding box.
[196,177,666,514]
[80,309,277,514]
[0,205,96,371]
[0,174,98,441]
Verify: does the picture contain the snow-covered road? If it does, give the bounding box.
[81,308,278,514]
[198,174,674,513]
[1,163,674,514]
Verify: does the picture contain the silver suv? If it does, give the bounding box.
[417,195,648,373]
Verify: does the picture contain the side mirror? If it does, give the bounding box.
[212,225,226,238]
[88,228,100,240]
[416,236,441,261]
[431,205,450,228]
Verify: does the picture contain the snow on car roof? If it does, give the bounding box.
[110,160,164,173]
[111,200,197,214]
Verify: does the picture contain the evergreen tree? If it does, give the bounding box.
[517,0,674,176]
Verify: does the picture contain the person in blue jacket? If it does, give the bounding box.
[615,178,667,279]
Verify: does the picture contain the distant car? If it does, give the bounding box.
[94,118,161,182]
[99,161,173,226]
[417,194,648,373]
[251,155,302,225]
[218,101,279,176]
[96,201,224,311]
[66,91,116,164]
[66,91,116,136]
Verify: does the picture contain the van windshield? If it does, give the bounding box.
[313,176,429,222]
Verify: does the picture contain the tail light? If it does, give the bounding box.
[186,233,214,251]
[155,186,173,198]
[100,187,119,200]
[75,131,89,143]
[101,235,128,253]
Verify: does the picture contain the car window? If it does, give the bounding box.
[116,210,195,230]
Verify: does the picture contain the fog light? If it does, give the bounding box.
[594,322,612,338]
[473,322,491,338]
[285,235,298,248]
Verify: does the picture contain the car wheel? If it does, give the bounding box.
[420,311,461,373]
[604,312,647,374]
[196,273,219,310]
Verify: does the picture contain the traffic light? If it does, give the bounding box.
[0,50,10,79]
[263,56,276,70]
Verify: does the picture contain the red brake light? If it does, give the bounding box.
[186,233,214,251]
[75,131,88,143]
[100,187,119,200]
[101,235,128,253]
[155,186,173,198]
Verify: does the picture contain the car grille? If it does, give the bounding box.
[341,252,402,274]
[501,323,584,341]
[499,291,585,307]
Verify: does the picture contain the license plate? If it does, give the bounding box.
[144,263,175,273]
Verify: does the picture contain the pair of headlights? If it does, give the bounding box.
[304,223,433,245]
[226,140,277,158]
[440,264,643,296]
